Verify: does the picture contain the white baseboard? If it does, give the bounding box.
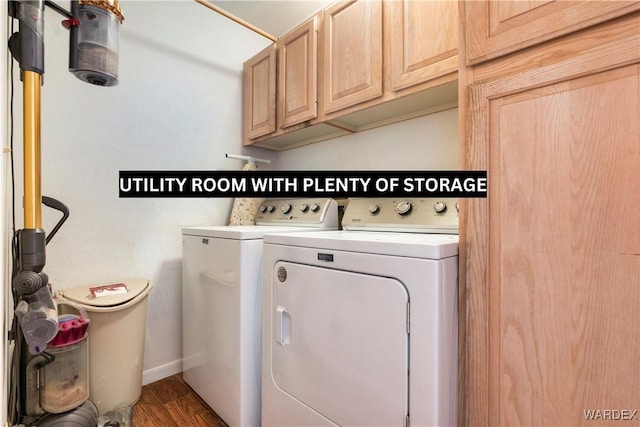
[142,359,183,386]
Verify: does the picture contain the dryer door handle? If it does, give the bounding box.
[275,306,291,346]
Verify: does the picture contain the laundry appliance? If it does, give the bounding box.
[261,198,459,427]
[181,198,338,427]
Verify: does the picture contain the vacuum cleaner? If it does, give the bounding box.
[7,1,124,425]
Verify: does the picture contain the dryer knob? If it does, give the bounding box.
[433,201,447,213]
[266,205,275,213]
[396,201,413,216]
[299,203,309,213]
[259,205,267,213]
[309,203,320,212]
[368,204,380,215]
[455,202,460,213]
[281,203,292,215]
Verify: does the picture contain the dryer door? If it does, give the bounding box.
[271,261,409,426]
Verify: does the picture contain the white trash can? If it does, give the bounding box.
[60,278,152,415]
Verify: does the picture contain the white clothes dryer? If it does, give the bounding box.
[181,198,338,427]
[261,198,459,427]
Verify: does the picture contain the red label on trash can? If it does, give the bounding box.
[90,283,128,298]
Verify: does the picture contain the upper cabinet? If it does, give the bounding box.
[243,0,460,150]
[388,0,458,92]
[464,0,640,65]
[322,0,383,114]
[243,14,352,150]
[278,17,318,128]
[243,44,276,141]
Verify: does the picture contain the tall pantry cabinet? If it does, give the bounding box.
[460,2,640,426]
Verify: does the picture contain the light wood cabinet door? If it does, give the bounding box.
[388,0,458,92]
[322,0,383,114]
[463,15,640,426]
[243,44,276,142]
[278,17,318,128]
[464,0,640,65]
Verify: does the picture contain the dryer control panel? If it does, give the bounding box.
[255,198,338,227]
[342,198,459,233]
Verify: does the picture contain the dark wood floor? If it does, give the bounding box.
[133,373,228,427]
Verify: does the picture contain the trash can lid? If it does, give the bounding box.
[62,279,151,308]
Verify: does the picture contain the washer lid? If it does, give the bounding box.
[62,278,150,307]
[181,225,337,240]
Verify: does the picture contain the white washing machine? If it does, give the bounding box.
[261,198,459,427]
[181,198,338,427]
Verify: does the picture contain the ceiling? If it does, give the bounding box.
[208,0,332,39]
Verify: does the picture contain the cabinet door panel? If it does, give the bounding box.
[389,0,458,91]
[278,17,318,128]
[491,66,640,426]
[243,44,276,141]
[322,0,382,114]
[464,0,640,64]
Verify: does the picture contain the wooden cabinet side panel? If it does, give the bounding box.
[464,0,640,64]
[388,0,458,91]
[243,45,277,142]
[322,0,383,114]
[463,83,492,427]
[278,17,318,128]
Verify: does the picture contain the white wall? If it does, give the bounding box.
[9,0,273,388]
[272,108,459,171]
